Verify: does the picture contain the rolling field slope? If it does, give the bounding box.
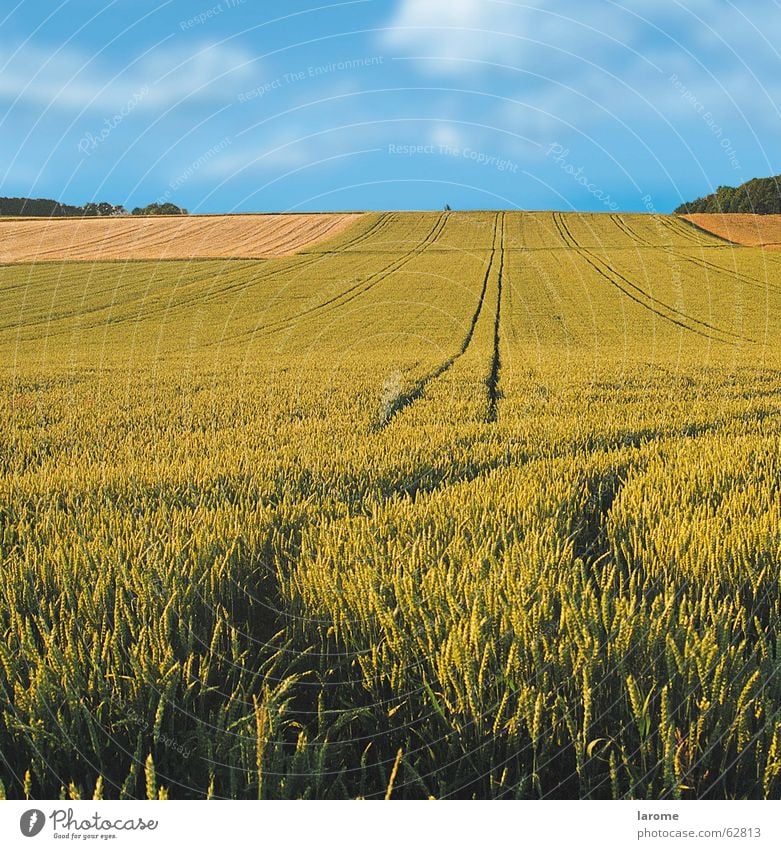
[683,213,781,249]
[1,212,781,800]
[0,212,363,263]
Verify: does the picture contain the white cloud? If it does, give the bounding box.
[209,123,380,179]
[429,122,465,149]
[380,0,781,154]
[381,0,781,90]
[143,43,257,107]
[0,41,257,114]
[382,0,640,75]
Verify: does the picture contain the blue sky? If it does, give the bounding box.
[2,0,780,213]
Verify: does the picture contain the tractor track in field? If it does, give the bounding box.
[486,212,505,423]
[298,212,394,255]
[667,250,781,297]
[11,216,396,339]
[183,214,395,312]
[613,213,700,249]
[552,212,756,344]
[210,213,450,348]
[50,215,394,335]
[193,212,395,299]
[608,213,781,299]
[661,215,723,246]
[608,213,781,311]
[256,213,448,333]
[376,212,504,430]
[15,214,421,343]
[610,214,653,247]
[170,213,394,312]
[4,261,267,340]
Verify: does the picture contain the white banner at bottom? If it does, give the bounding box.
[1,800,778,848]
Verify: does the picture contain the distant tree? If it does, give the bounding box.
[83,202,120,217]
[675,174,781,214]
[0,197,128,217]
[131,203,188,216]
[0,197,82,217]
[715,185,736,212]
[444,203,452,211]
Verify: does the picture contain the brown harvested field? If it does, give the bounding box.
[0,213,363,263]
[682,213,781,249]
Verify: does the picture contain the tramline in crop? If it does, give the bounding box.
[0,211,780,799]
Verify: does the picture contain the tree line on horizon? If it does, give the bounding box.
[0,197,188,217]
[675,174,781,214]
[5,177,781,219]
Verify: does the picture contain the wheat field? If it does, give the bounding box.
[1,211,780,799]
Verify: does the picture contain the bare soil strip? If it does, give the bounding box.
[0,213,364,263]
